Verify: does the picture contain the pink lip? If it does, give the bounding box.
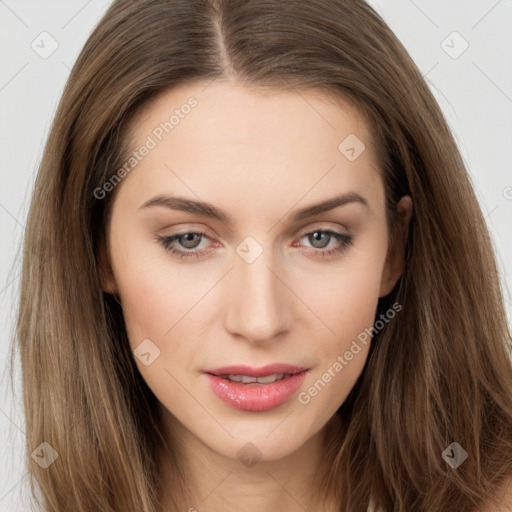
[203,364,309,412]
[204,363,308,378]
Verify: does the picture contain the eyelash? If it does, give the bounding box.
[156,228,353,260]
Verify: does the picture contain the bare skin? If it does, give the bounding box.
[99,80,413,511]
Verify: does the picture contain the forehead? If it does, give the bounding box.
[116,81,384,221]
[128,81,374,153]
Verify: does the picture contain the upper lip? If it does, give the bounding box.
[204,364,308,377]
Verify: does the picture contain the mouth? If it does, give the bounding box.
[204,363,308,378]
[216,373,293,384]
[203,364,309,412]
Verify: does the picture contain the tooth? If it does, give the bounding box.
[241,375,258,383]
[256,373,284,384]
[221,373,290,384]
[256,375,276,384]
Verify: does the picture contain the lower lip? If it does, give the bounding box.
[204,371,308,412]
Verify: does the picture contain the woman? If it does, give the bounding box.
[14,0,512,510]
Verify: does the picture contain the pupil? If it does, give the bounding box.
[311,231,329,249]
[181,233,200,249]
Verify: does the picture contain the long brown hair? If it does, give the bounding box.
[13,0,512,510]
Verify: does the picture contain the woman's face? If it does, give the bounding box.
[101,81,407,463]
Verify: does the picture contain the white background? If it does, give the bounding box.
[1,1,511,509]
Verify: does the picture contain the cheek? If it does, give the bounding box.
[115,256,209,353]
[110,236,228,394]
[109,215,211,342]
[298,235,387,345]
[113,259,208,408]
[296,280,377,418]
[295,237,387,408]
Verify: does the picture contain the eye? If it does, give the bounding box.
[296,228,353,258]
[156,227,353,260]
[156,230,212,259]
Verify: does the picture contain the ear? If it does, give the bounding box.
[379,195,413,297]
[97,233,118,295]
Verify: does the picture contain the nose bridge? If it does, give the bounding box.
[225,236,291,343]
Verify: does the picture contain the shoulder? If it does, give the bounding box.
[478,476,512,512]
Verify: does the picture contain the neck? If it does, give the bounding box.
[157,412,344,512]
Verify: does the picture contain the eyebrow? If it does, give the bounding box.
[139,191,368,224]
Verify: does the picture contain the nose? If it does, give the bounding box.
[224,246,293,345]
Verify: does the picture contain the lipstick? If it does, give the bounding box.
[203,364,309,412]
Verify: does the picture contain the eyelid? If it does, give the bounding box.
[156,222,353,260]
[157,223,218,239]
[292,220,351,237]
[158,221,351,245]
